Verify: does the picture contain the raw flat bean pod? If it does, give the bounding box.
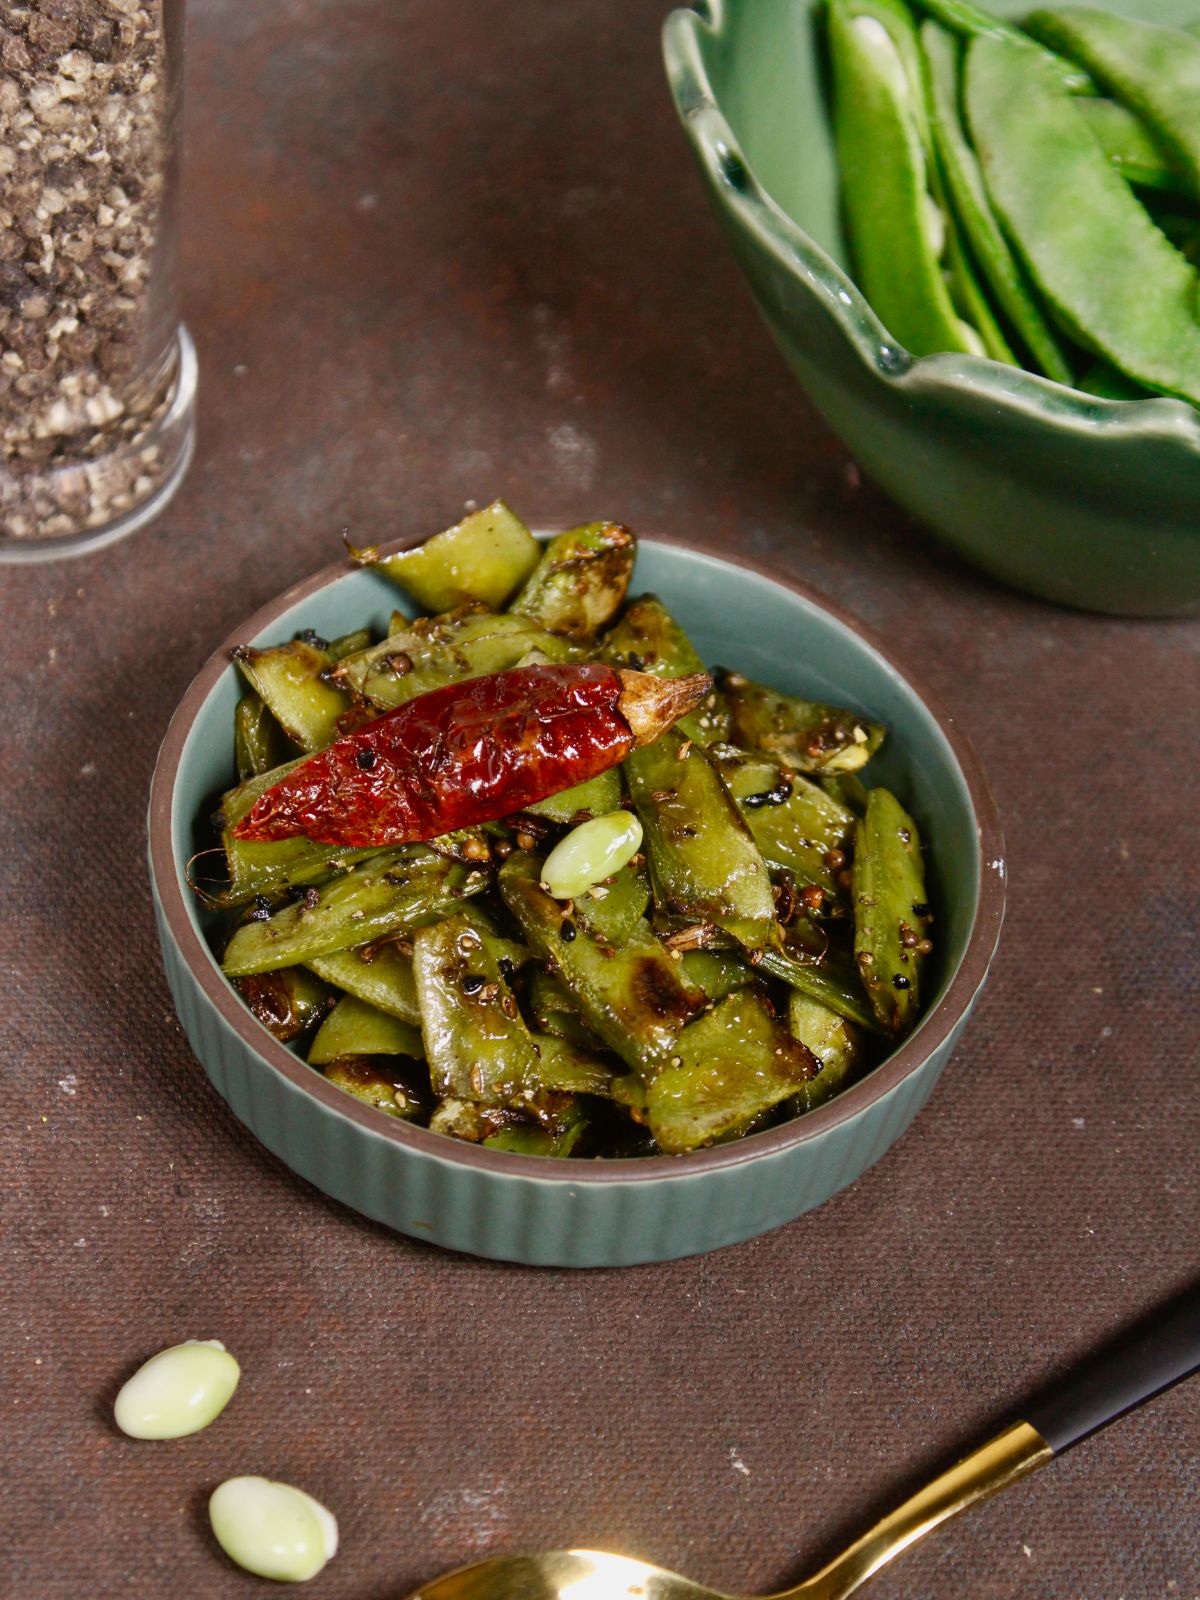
[829,0,978,358]
[920,21,1074,382]
[852,787,930,1034]
[307,944,420,1024]
[231,639,351,753]
[757,941,882,1034]
[413,912,542,1104]
[570,860,652,948]
[234,693,295,782]
[509,522,635,639]
[966,35,1200,405]
[909,0,1091,91]
[1077,362,1152,401]
[718,669,886,774]
[221,850,486,976]
[349,500,541,612]
[1077,98,1189,195]
[1026,9,1200,199]
[604,594,731,745]
[645,987,819,1153]
[308,995,424,1066]
[344,609,578,712]
[233,666,711,849]
[943,220,1017,364]
[484,1108,589,1157]
[1148,202,1200,270]
[712,745,856,901]
[525,765,623,824]
[788,993,865,1109]
[541,811,644,902]
[499,854,704,1079]
[678,948,756,1004]
[321,1055,429,1121]
[232,965,334,1043]
[624,735,775,949]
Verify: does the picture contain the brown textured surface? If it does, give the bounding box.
[2,1,1198,1595]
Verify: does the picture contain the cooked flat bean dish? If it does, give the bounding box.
[195,505,935,1157]
[828,1,1200,405]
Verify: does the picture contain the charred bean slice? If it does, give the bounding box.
[349,500,541,612]
[412,912,542,1104]
[231,639,351,753]
[712,745,855,901]
[483,1108,589,1158]
[524,765,623,825]
[525,969,606,1050]
[645,987,819,1153]
[529,1033,618,1097]
[788,993,866,1108]
[234,694,295,782]
[718,670,885,774]
[321,1055,429,1121]
[499,853,703,1078]
[624,736,775,950]
[852,787,930,1034]
[221,850,484,976]
[757,941,882,1034]
[678,948,755,1004]
[604,594,731,744]
[570,860,652,948]
[308,995,424,1066]
[233,966,333,1043]
[307,944,420,1024]
[509,522,635,639]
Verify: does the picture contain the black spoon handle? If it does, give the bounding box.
[1024,1280,1200,1454]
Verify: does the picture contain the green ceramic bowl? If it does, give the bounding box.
[664,0,1200,618]
[147,535,1004,1267]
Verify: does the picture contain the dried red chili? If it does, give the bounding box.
[233,663,710,848]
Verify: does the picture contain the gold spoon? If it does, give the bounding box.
[405,1282,1200,1600]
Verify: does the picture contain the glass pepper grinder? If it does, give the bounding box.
[0,0,195,563]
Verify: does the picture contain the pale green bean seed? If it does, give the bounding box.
[540,810,643,901]
[114,1339,240,1440]
[209,1476,338,1583]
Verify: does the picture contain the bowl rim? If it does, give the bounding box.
[148,529,1006,1185]
[662,0,1200,455]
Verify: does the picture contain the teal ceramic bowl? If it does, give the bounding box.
[147,535,1004,1267]
[664,0,1200,618]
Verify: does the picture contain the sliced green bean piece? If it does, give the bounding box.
[966,35,1200,405]
[234,694,295,782]
[232,966,333,1043]
[604,595,731,745]
[1026,9,1200,199]
[711,745,856,900]
[483,1110,589,1158]
[327,627,373,663]
[307,943,420,1024]
[678,948,755,1004]
[909,0,1091,91]
[852,787,931,1035]
[222,850,486,977]
[231,639,351,753]
[509,522,635,639]
[338,609,576,711]
[829,0,978,358]
[818,771,871,816]
[529,1034,617,1097]
[788,993,865,1109]
[525,766,623,824]
[624,736,775,950]
[525,969,605,1049]
[349,501,541,612]
[920,21,1074,382]
[718,669,886,774]
[1077,98,1189,196]
[412,912,541,1104]
[309,996,424,1066]
[645,988,818,1154]
[499,854,703,1079]
[570,861,652,948]
[757,941,882,1034]
[321,1056,429,1122]
[429,1098,512,1143]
